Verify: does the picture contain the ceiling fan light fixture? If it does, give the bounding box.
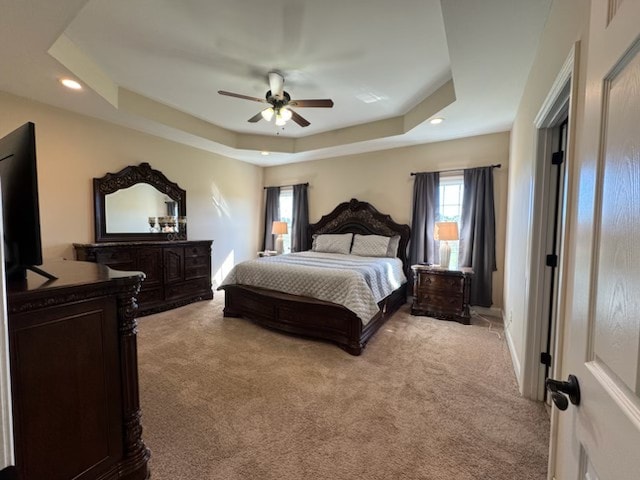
[261,107,275,121]
[280,108,292,121]
[275,113,287,126]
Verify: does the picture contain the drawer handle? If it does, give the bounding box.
[425,296,459,304]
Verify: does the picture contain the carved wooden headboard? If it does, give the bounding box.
[307,198,411,275]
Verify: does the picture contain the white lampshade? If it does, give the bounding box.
[275,113,286,126]
[434,222,459,241]
[261,107,275,121]
[272,221,288,235]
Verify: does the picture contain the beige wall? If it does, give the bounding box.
[264,132,510,308]
[0,91,264,286]
[504,0,590,384]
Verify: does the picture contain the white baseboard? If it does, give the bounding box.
[503,314,522,393]
[470,306,503,318]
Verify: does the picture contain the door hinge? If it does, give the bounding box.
[540,352,552,366]
[546,254,558,267]
[552,151,564,165]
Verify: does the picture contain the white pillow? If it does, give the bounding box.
[351,234,391,257]
[312,233,353,254]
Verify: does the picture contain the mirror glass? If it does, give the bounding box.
[105,183,177,233]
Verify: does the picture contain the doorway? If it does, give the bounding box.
[539,118,568,402]
[522,46,577,402]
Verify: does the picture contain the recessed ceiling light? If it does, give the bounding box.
[60,78,82,90]
[261,151,270,156]
[356,92,387,104]
[430,117,444,125]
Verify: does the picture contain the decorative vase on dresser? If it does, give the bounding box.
[410,265,473,324]
[6,260,150,480]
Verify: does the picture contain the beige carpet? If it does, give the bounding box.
[137,293,549,480]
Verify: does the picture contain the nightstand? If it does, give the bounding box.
[411,265,473,324]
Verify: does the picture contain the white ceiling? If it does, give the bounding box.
[0,0,551,166]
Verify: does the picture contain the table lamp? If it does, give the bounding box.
[434,221,459,269]
[272,221,288,254]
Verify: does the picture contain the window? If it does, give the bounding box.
[438,175,464,268]
[278,187,293,253]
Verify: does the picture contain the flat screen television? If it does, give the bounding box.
[0,122,55,281]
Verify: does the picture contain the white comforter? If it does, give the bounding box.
[219,251,407,324]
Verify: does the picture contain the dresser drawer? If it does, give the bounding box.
[96,248,137,271]
[186,244,210,257]
[185,264,210,280]
[165,278,211,301]
[95,248,133,265]
[185,254,209,268]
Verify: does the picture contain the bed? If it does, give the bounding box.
[218,198,411,355]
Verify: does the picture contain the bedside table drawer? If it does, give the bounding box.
[418,273,464,293]
[415,292,463,312]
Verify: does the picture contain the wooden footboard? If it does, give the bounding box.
[221,284,407,355]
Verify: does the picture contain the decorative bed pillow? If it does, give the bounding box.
[386,235,401,258]
[312,233,353,254]
[351,234,391,257]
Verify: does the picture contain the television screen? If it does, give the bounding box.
[0,122,52,281]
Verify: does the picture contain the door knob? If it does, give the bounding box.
[546,374,580,410]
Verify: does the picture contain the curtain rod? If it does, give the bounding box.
[410,164,501,176]
[263,182,309,190]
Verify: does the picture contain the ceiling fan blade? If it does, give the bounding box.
[290,110,310,127]
[248,112,264,123]
[218,90,267,103]
[287,99,334,108]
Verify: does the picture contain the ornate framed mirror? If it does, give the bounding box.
[93,162,186,242]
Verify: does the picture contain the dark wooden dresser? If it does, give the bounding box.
[411,265,473,324]
[6,260,150,480]
[74,240,213,316]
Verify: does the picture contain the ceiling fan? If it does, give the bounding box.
[218,72,334,128]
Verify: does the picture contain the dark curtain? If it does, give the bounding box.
[262,186,280,251]
[460,167,496,307]
[409,172,440,268]
[291,183,309,252]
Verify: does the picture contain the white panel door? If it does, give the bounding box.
[551,1,640,479]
